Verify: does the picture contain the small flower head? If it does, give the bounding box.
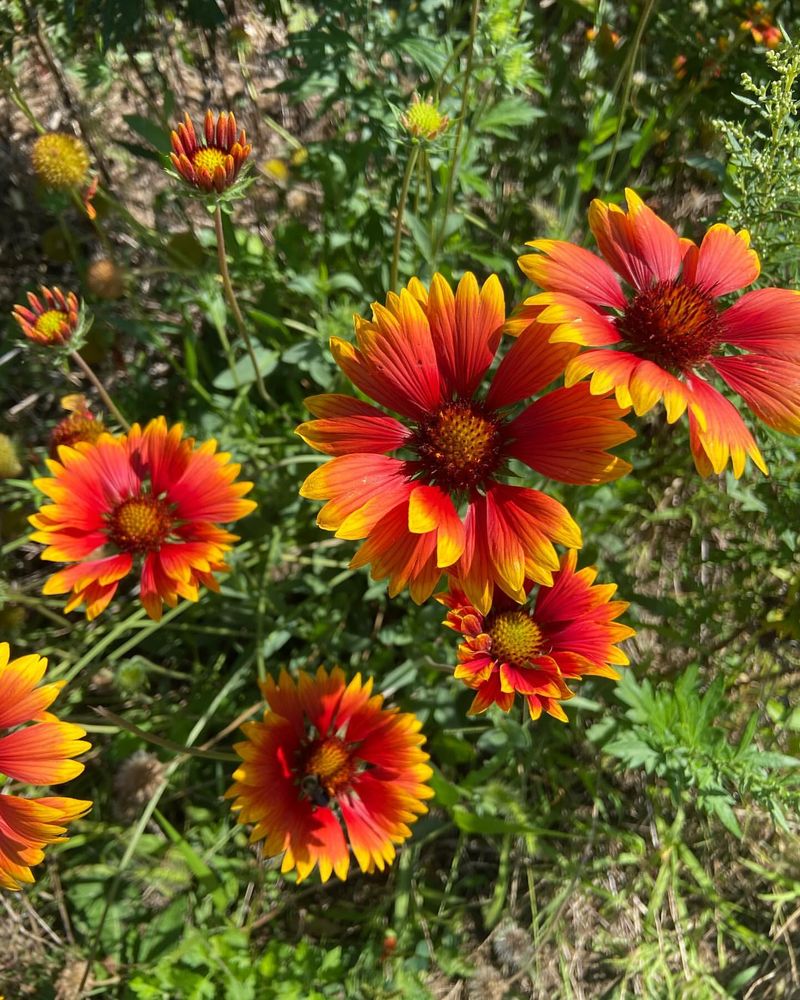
[12,286,82,347]
[169,110,252,195]
[0,642,91,890]
[50,395,106,456]
[439,551,633,721]
[226,667,433,883]
[30,417,257,621]
[86,258,125,300]
[0,435,22,479]
[401,94,449,141]
[31,132,90,190]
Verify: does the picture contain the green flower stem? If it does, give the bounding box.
[70,349,131,431]
[213,202,274,407]
[602,0,657,190]
[390,143,420,292]
[435,0,480,261]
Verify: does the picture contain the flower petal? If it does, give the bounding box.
[685,374,767,478]
[711,354,800,436]
[721,288,800,360]
[519,240,626,309]
[485,311,578,409]
[682,224,760,298]
[505,383,634,485]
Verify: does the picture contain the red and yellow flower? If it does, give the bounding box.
[12,286,81,346]
[0,643,91,890]
[439,550,634,721]
[29,417,256,621]
[226,667,433,883]
[297,273,634,613]
[170,110,252,194]
[50,395,106,456]
[520,189,800,477]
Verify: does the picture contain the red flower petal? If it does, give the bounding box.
[682,224,759,298]
[505,382,634,485]
[721,288,800,360]
[711,354,800,436]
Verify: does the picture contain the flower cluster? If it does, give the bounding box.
[9,89,799,896]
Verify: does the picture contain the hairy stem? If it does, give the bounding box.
[390,144,420,292]
[213,202,274,407]
[70,350,130,430]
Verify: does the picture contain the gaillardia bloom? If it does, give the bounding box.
[439,551,633,720]
[226,667,433,882]
[49,395,106,457]
[297,273,634,612]
[29,417,256,621]
[520,188,800,477]
[170,110,252,194]
[0,643,91,890]
[31,132,90,190]
[12,286,81,346]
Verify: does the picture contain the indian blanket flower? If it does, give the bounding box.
[12,286,81,347]
[0,643,91,890]
[29,417,256,621]
[49,395,106,456]
[169,110,252,194]
[439,550,633,721]
[31,132,90,190]
[520,188,800,477]
[296,273,634,613]
[226,667,433,883]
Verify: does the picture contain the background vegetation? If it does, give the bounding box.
[1,1,799,997]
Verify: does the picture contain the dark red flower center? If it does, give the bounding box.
[489,611,543,666]
[412,400,503,492]
[107,496,173,553]
[616,280,722,371]
[303,736,355,799]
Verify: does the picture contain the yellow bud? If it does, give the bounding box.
[0,435,22,479]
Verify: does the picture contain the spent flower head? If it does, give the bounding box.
[31,132,89,190]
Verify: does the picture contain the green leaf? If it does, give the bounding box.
[213,347,279,390]
[123,113,172,154]
[476,97,545,137]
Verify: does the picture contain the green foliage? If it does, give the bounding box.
[718,40,800,283]
[2,1,800,998]
[592,666,800,836]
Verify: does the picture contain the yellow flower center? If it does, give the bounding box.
[34,310,69,341]
[617,281,723,371]
[304,737,354,798]
[489,612,543,666]
[31,132,90,189]
[404,100,448,140]
[193,147,228,175]
[108,497,173,553]
[413,401,502,492]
